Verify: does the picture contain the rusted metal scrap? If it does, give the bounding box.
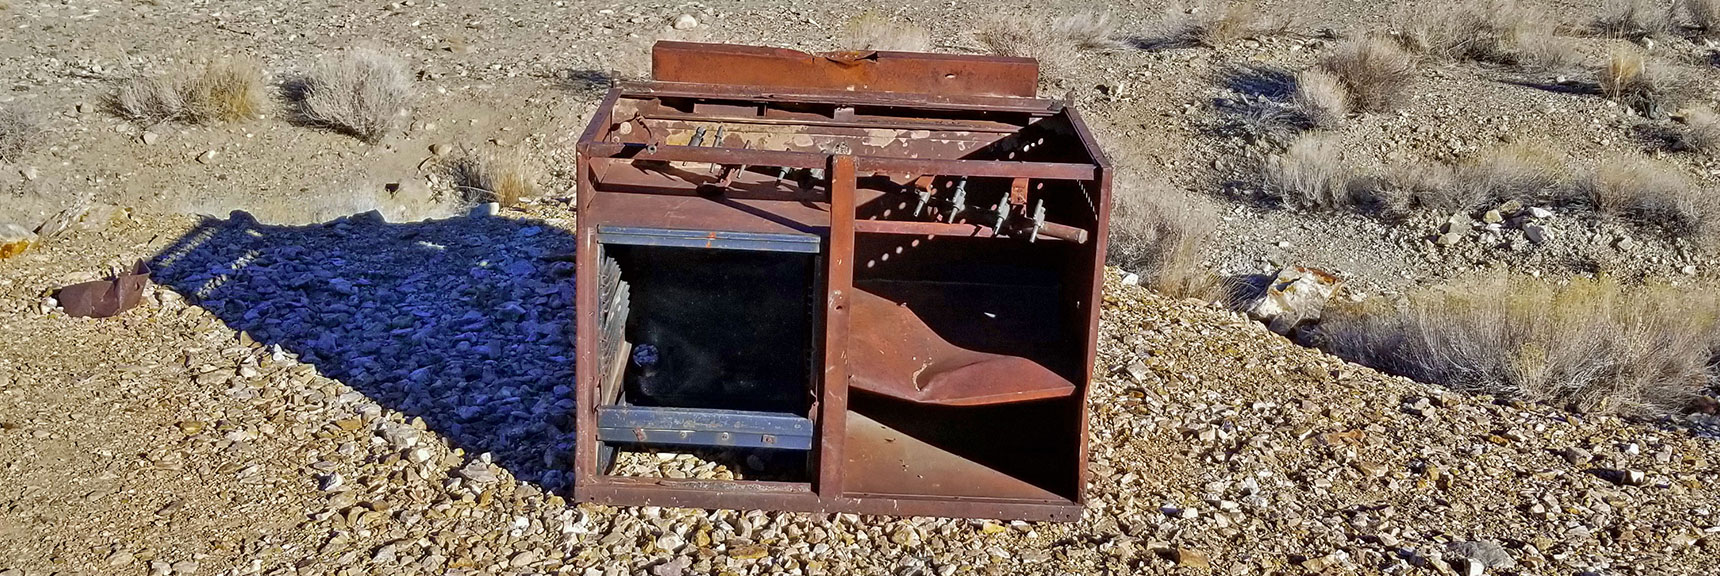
[572,42,1111,521]
[56,260,151,318]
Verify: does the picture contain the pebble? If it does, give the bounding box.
[196,150,217,164]
[142,131,161,145]
[672,14,698,29]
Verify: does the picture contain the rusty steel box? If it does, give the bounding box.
[572,42,1111,521]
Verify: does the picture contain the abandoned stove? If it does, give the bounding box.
[572,42,1112,521]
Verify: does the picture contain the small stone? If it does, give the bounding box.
[1682,265,1698,275]
[729,545,768,560]
[470,202,500,218]
[320,472,345,491]
[1436,232,1462,246]
[1528,207,1553,219]
[1498,199,1523,214]
[429,143,450,157]
[673,14,698,29]
[1482,210,1503,224]
[1621,469,1647,486]
[1120,272,1140,286]
[656,533,684,553]
[1173,547,1211,570]
[196,150,217,164]
[1522,224,1546,245]
[20,166,38,181]
[509,550,538,567]
[1125,361,1151,383]
[172,560,200,574]
[142,131,161,145]
[176,421,205,435]
[1559,447,1593,466]
[108,550,136,566]
[1,223,38,260]
[1615,236,1637,251]
[1445,540,1515,570]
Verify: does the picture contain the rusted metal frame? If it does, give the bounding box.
[853,220,1089,244]
[633,108,1026,134]
[579,143,1097,181]
[573,158,602,487]
[818,155,856,498]
[580,88,623,148]
[620,81,1061,115]
[651,41,1039,98]
[1063,107,1109,507]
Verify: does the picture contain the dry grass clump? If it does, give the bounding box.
[1323,275,1718,416]
[1319,37,1417,112]
[292,48,413,143]
[1293,69,1349,129]
[977,16,1081,81]
[1400,0,1581,71]
[0,104,42,163]
[1452,146,1568,208]
[111,59,265,125]
[1051,12,1124,51]
[110,75,188,125]
[1599,49,1693,118]
[1352,162,1458,217]
[1581,156,1718,241]
[184,58,266,123]
[1683,0,1720,34]
[841,12,933,52]
[1107,179,1227,300]
[1192,2,1293,47]
[446,150,538,207]
[1594,0,1673,38]
[1262,134,1356,209]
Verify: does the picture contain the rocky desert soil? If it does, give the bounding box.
[3,0,1720,575]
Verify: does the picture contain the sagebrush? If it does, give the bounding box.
[841,12,933,52]
[1320,37,1417,112]
[1594,0,1673,38]
[1107,179,1227,301]
[1399,0,1580,71]
[1582,156,1718,241]
[293,48,413,143]
[1293,69,1349,129]
[1322,275,1718,416]
[1263,134,1355,209]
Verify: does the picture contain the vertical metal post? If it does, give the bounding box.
[817,155,856,496]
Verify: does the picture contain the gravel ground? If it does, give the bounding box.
[3,208,1718,575]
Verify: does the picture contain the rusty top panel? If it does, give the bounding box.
[650,41,1040,98]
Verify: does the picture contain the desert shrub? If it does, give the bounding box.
[1262,134,1355,209]
[1135,2,1293,49]
[110,74,188,124]
[1581,156,1718,241]
[292,47,413,143]
[1400,0,1581,71]
[1052,11,1124,51]
[1320,37,1416,112]
[1452,145,1568,209]
[977,16,1080,81]
[1667,107,1720,153]
[1107,179,1227,300]
[1683,0,1720,33]
[0,104,42,163]
[1293,69,1349,129]
[1594,0,1673,38]
[446,150,538,207]
[1352,161,1458,217]
[110,59,265,125]
[1323,275,1718,416]
[185,58,266,123]
[841,12,933,52]
[1599,49,1692,118]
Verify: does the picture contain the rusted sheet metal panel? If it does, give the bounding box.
[652,42,1040,98]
